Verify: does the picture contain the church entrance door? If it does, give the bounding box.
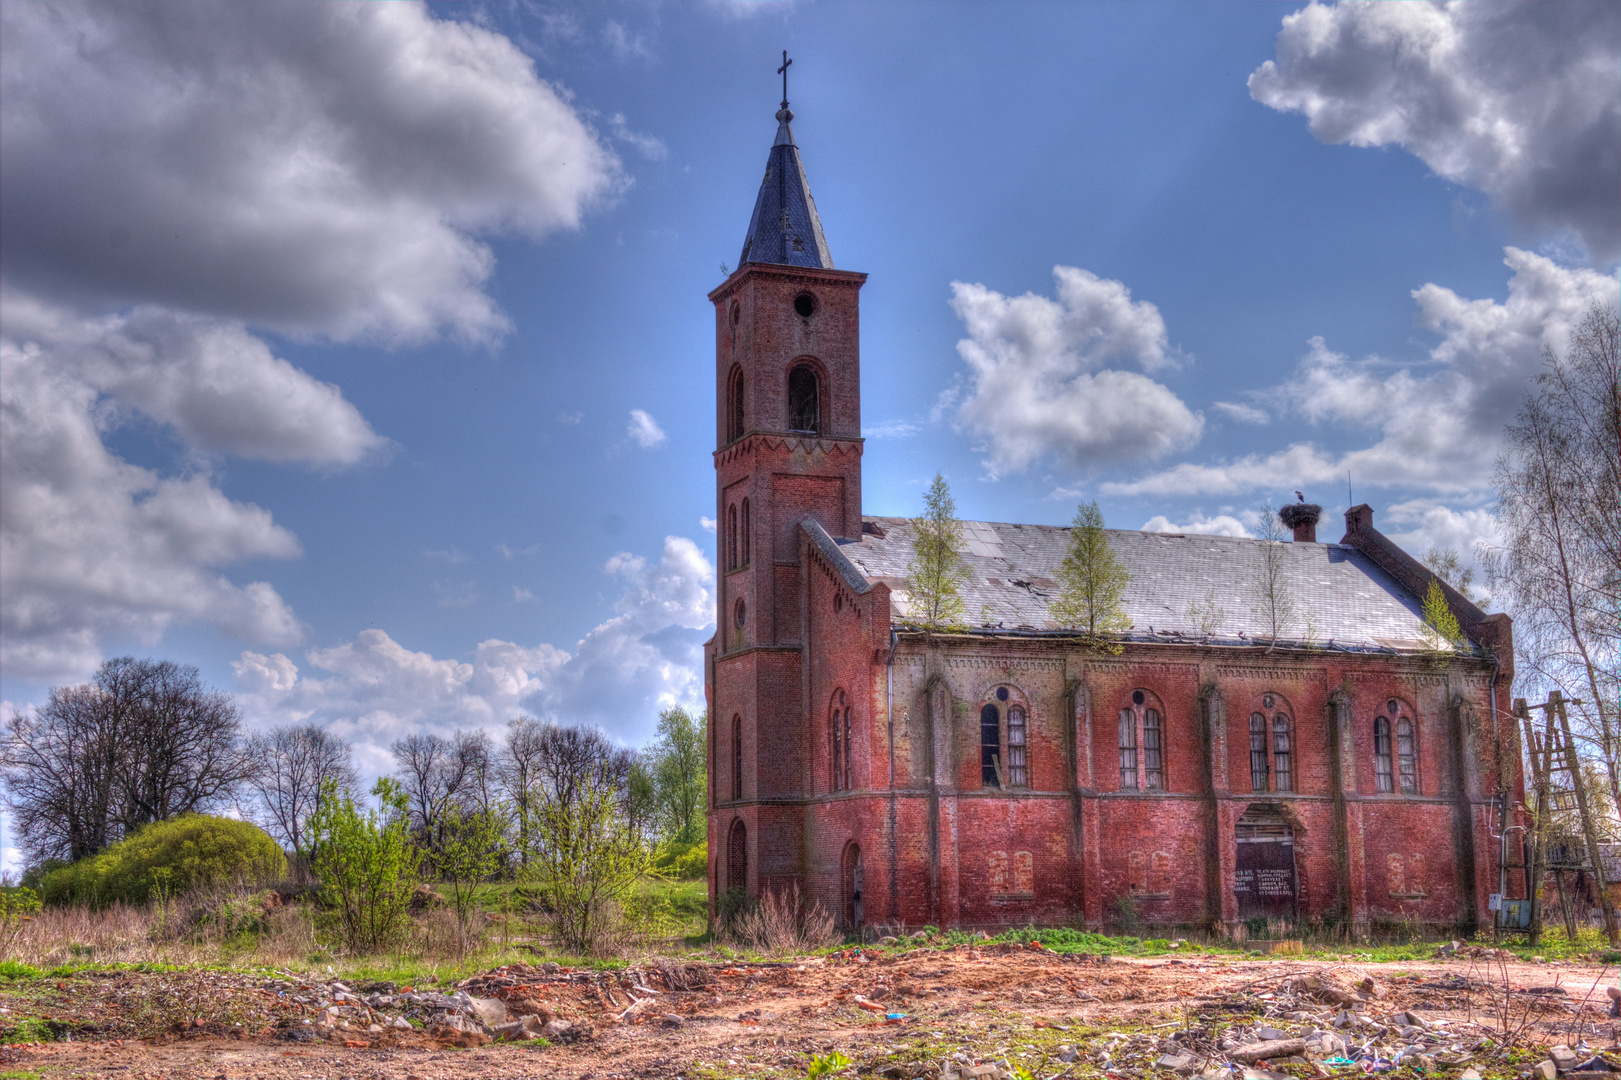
[1235,805,1297,922]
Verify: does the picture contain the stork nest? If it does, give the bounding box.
[1279,503,1323,528]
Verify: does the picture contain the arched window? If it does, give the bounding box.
[727,819,747,893]
[787,364,820,433]
[981,704,1001,787]
[1397,718,1417,794]
[830,689,850,792]
[1118,707,1138,790]
[1006,705,1028,787]
[731,714,743,800]
[727,504,738,571]
[1273,715,1293,792]
[1374,716,1394,792]
[1142,708,1163,790]
[740,498,750,566]
[1249,713,1270,792]
[728,367,745,442]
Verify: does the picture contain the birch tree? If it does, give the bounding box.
[1050,500,1131,650]
[905,472,969,631]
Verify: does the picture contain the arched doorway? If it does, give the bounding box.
[842,842,864,932]
[727,819,747,894]
[1235,804,1297,921]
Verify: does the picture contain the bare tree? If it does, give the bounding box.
[1,658,251,867]
[390,729,494,865]
[496,716,549,864]
[1253,502,1297,649]
[245,723,357,858]
[1486,303,1621,817]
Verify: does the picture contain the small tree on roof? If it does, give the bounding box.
[1050,500,1132,652]
[905,472,970,632]
[1420,576,1465,656]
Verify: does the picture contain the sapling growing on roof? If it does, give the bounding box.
[1252,501,1296,650]
[1050,500,1131,652]
[905,472,969,632]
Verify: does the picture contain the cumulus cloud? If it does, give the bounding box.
[627,409,668,448]
[0,2,621,678]
[234,536,714,770]
[0,0,623,341]
[1214,401,1269,425]
[1250,1,1621,262]
[950,267,1203,476]
[1107,248,1618,498]
[1140,512,1251,538]
[1,341,304,680]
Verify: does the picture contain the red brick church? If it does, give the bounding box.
[703,91,1520,938]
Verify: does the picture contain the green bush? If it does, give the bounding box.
[39,815,286,908]
[651,840,708,880]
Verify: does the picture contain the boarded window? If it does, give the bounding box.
[1272,715,1293,792]
[788,365,820,433]
[1006,705,1028,787]
[1118,708,1138,790]
[1143,708,1163,790]
[1374,716,1394,792]
[1397,718,1417,794]
[981,704,1001,787]
[1249,712,1270,792]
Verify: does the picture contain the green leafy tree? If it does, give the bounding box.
[1423,547,1487,609]
[308,777,422,954]
[1421,577,1465,655]
[648,706,705,845]
[437,804,502,955]
[522,761,649,956]
[0,886,41,958]
[905,472,970,631]
[1049,500,1131,650]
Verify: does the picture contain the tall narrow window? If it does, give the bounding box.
[1006,706,1028,787]
[1142,709,1163,790]
[728,367,745,442]
[788,364,820,433]
[842,707,853,790]
[727,505,738,571]
[1118,708,1138,790]
[1272,716,1293,792]
[1374,716,1394,793]
[1249,712,1270,792]
[1397,718,1417,794]
[981,704,1001,787]
[727,819,747,893]
[830,690,847,792]
[740,498,751,566]
[732,714,743,800]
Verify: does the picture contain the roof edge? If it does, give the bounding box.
[799,517,874,595]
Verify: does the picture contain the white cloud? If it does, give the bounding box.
[1141,513,1251,538]
[1108,248,1619,498]
[0,0,624,342]
[1,341,303,680]
[607,113,669,162]
[235,536,714,765]
[627,408,668,448]
[512,586,537,603]
[700,516,718,533]
[866,419,922,440]
[949,267,1203,476]
[1250,1,1621,262]
[601,21,652,62]
[1214,401,1270,425]
[1381,499,1500,572]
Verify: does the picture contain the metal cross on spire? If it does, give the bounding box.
[777,50,793,110]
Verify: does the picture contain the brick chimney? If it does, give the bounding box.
[1278,502,1322,542]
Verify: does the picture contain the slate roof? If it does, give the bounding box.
[739,109,834,270]
[835,516,1472,655]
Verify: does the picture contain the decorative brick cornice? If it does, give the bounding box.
[714,432,864,467]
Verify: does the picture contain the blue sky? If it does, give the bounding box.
[2,0,1617,809]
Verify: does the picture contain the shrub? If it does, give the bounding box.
[38,816,285,908]
[651,840,707,880]
[726,884,837,954]
[308,778,421,954]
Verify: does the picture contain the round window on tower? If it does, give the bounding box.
[1133,689,1146,706]
[734,598,747,629]
[794,292,817,318]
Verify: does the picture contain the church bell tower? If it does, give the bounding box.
[706,58,867,898]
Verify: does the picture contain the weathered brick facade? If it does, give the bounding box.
[703,107,1520,939]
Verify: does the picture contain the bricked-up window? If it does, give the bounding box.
[831,690,850,792]
[1249,712,1270,792]
[731,714,743,800]
[982,704,1002,787]
[1397,718,1418,794]
[727,504,739,571]
[788,364,820,433]
[740,499,750,566]
[728,366,745,442]
[1142,709,1163,790]
[1006,706,1028,787]
[727,819,747,893]
[1273,716,1293,792]
[1118,708,1138,790]
[842,707,853,789]
[1374,716,1394,792]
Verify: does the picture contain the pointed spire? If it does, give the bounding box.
[739,52,832,270]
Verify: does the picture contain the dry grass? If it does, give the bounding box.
[727,884,838,955]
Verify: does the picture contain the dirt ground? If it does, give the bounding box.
[5,948,1618,1080]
